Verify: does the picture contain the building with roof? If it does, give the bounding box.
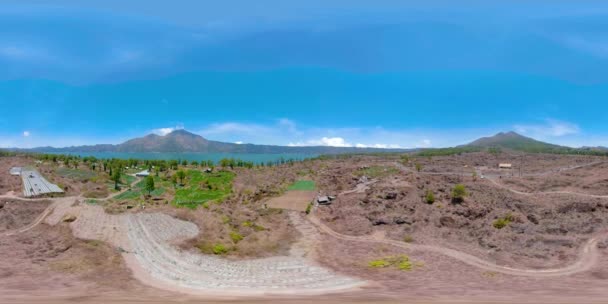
[498,163,513,169]
[135,170,150,177]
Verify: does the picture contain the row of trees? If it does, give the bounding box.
[33,153,305,172]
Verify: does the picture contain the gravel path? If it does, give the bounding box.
[125,212,364,295]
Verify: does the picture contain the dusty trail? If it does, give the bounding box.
[484,176,608,198]
[395,161,608,199]
[307,213,601,277]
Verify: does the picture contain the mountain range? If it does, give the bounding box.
[20,130,409,154]
[12,130,608,156]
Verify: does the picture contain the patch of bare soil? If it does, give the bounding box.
[168,201,299,259]
[0,223,148,297]
[0,156,28,195]
[501,161,608,195]
[266,190,316,212]
[0,199,50,232]
[36,163,109,197]
[412,152,603,176]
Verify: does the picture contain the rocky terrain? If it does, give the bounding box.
[3,151,608,303]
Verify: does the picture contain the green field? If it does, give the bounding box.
[173,170,235,208]
[287,180,316,191]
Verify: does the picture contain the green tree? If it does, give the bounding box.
[171,174,178,188]
[111,169,121,190]
[451,184,467,203]
[175,170,186,185]
[144,176,155,196]
[415,162,423,172]
[424,190,435,204]
[400,154,410,164]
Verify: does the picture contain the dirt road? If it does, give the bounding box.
[395,161,608,199]
[307,213,601,277]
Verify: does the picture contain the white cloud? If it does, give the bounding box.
[416,139,432,148]
[22,131,30,137]
[159,119,513,149]
[152,123,184,136]
[200,122,272,136]
[278,118,298,134]
[316,137,352,147]
[235,141,243,144]
[514,119,580,138]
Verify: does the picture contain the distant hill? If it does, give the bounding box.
[417,131,608,157]
[20,129,409,154]
[465,131,564,152]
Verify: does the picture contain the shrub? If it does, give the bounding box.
[493,213,514,229]
[230,231,244,243]
[424,190,435,204]
[368,255,419,271]
[397,259,413,271]
[415,163,423,172]
[212,244,229,255]
[403,235,414,243]
[305,203,313,214]
[451,184,467,203]
[368,259,391,268]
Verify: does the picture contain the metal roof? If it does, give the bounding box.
[21,169,64,197]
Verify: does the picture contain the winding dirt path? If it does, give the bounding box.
[484,176,608,199]
[395,161,608,199]
[307,213,602,277]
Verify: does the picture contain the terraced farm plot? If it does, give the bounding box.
[173,170,234,208]
[55,167,97,181]
[287,180,316,191]
[106,174,136,192]
[113,176,167,200]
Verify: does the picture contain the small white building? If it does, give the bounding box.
[135,170,150,177]
[9,167,22,176]
[317,196,330,205]
[498,163,513,169]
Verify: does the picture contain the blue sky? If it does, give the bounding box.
[1,1,608,148]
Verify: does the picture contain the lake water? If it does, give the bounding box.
[49,152,317,164]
